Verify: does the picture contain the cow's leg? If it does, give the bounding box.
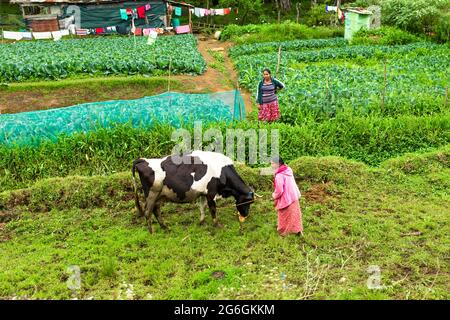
[207,195,223,228]
[144,191,159,234]
[153,201,168,230]
[198,196,208,225]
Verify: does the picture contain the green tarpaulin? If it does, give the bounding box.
[62,1,167,30]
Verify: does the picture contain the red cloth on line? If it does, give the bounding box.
[126,8,133,15]
[277,200,303,236]
[137,6,146,19]
[224,8,231,15]
[96,28,104,34]
[135,28,142,36]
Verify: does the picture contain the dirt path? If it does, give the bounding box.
[0,36,252,114]
[171,36,253,112]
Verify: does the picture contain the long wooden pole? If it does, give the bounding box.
[189,5,192,33]
[276,45,282,77]
[445,86,448,108]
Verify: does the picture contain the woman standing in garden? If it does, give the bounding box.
[256,68,285,122]
[271,156,303,237]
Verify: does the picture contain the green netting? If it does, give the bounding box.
[0,90,246,146]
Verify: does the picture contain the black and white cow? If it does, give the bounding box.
[132,151,255,233]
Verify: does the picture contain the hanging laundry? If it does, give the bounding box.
[126,8,133,16]
[52,31,62,41]
[75,29,88,36]
[175,25,190,34]
[96,28,104,34]
[224,8,231,15]
[33,31,53,40]
[137,6,146,19]
[135,28,143,36]
[60,29,70,36]
[147,29,158,45]
[120,9,128,20]
[3,31,23,40]
[326,5,337,12]
[145,4,151,11]
[174,7,182,16]
[21,31,33,40]
[143,28,151,36]
[215,8,224,16]
[194,8,201,17]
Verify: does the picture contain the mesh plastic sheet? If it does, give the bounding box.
[0,90,246,146]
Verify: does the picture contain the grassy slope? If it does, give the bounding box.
[0,148,448,300]
[0,77,189,114]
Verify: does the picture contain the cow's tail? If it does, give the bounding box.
[132,159,145,217]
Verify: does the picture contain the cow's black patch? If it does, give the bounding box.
[134,159,155,197]
[207,165,253,217]
[161,155,208,200]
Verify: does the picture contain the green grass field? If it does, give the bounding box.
[1,148,448,300]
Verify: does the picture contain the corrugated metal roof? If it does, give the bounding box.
[346,8,373,15]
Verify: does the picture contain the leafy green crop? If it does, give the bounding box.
[232,39,450,120]
[0,34,206,82]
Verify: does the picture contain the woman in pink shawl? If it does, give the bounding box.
[271,156,303,236]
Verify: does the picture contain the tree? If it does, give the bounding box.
[219,0,263,25]
[279,0,292,11]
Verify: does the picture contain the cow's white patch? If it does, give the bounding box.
[143,157,167,190]
[190,151,233,194]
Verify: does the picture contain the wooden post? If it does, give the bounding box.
[275,0,281,24]
[207,0,210,25]
[168,56,172,92]
[381,59,387,111]
[189,6,192,34]
[445,86,448,108]
[326,75,330,98]
[336,0,341,24]
[276,45,282,77]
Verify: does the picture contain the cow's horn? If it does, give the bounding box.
[254,192,263,198]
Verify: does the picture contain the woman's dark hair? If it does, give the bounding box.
[271,155,284,165]
[263,68,271,75]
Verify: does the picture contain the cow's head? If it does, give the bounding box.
[236,191,254,222]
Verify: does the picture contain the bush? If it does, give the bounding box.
[221,22,343,44]
[302,4,335,27]
[1,111,449,191]
[380,145,450,174]
[382,0,449,34]
[434,11,450,43]
[351,26,421,45]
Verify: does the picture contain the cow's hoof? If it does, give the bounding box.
[214,222,224,228]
